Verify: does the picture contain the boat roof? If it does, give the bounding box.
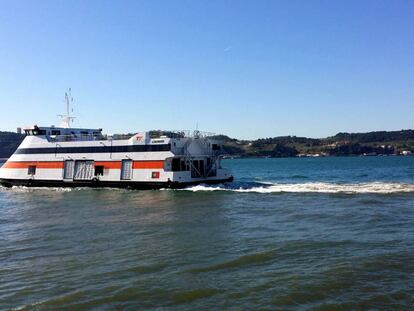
[23,125,102,132]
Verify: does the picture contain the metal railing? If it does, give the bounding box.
[48,134,111,142]
[148,130,217,139]
[46,130,219,143]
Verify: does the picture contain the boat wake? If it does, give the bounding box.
[2,182,414,194]
[5,186,75,192]
[175,182,414,194]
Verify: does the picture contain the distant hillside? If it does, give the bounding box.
[0,129,413,159]
[327,130,414,143]
[0,131,24,158]
[219,130,414,157]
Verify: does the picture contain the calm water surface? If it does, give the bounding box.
[1,157,414,310]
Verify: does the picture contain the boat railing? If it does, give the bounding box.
[47,134,113,142]
[171,146,223,156]
[149,130,217,139]
[47,130,218,142]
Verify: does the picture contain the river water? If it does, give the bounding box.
[1,157,413,310]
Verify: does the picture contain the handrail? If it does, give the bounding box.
[48,134,110,142]
[46,130,220,142]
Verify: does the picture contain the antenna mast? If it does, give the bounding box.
[58,88,75,128]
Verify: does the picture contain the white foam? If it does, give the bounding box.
[9,186,74,192]
[177,182,414,194]
[0,186,129,193]
[2,182,414,194]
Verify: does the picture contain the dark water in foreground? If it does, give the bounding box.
[1,157,414,310]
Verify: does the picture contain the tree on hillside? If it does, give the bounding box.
[271,144,298,157]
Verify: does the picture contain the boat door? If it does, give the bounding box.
[191,159,205,178]
[121,159,133,180]
[63,160,74,179]
[199,159,205,177]
[74,160,94,180]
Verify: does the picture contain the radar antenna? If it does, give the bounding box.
[57,88,75,128]
[194,122,200,138]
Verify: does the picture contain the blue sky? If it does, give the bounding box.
[0,0,413,139]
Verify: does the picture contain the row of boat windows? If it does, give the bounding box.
[170,157,217,178]
[27,164,108,178]
[25,129,101,136]
[25,130,46,136]
[16,144,171,154]
[171,157,215,172]
[26,158,217,179]
[28,160,148,181]
[171,158,190,171]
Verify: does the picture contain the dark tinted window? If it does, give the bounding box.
[28,166,36,175]
[172,158,181,171]
[95,166,104,176]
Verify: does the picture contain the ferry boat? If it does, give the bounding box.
[0,91,233,189]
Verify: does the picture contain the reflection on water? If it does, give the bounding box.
[1,157,414,310]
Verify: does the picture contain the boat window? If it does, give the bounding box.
[172,158,181,171]
[28,166,36,175]
[121,160,133,180]
[212,144,220,151]
[74,160,94,180]
[191,160,201,178]
[95,166,104,176]
[32,129,46,136]
[51,130,61,136]
[180,160,188,171]
[171,158,189,171]
[64,160,74,179]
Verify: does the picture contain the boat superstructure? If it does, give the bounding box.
[0,92,233,189]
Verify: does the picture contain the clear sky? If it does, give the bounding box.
[0,0,413,139]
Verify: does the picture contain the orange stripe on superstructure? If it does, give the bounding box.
[95,161,122,169]
[3,161,64,169]
[133,160,164,169]
[97,161,164,169]
[38,162,65,169]
[2,160,164,170]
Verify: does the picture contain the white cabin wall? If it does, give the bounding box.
[186,139,210,156]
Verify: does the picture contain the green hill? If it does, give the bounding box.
[0,131,24,159]
[0,129,413,159]
[219,130,414,157]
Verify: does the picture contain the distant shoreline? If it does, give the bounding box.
[1,129,414,159]
[222,154,414,159]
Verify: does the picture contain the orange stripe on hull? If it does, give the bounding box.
[95,161,122,169]
[2,160,164,170]
[95,161,164,169]
[133,161,164,169]
[2,161,65,169]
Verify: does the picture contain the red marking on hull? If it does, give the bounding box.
[3,160,165,170]
[2,161,64,169]
[133,161,164,169]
